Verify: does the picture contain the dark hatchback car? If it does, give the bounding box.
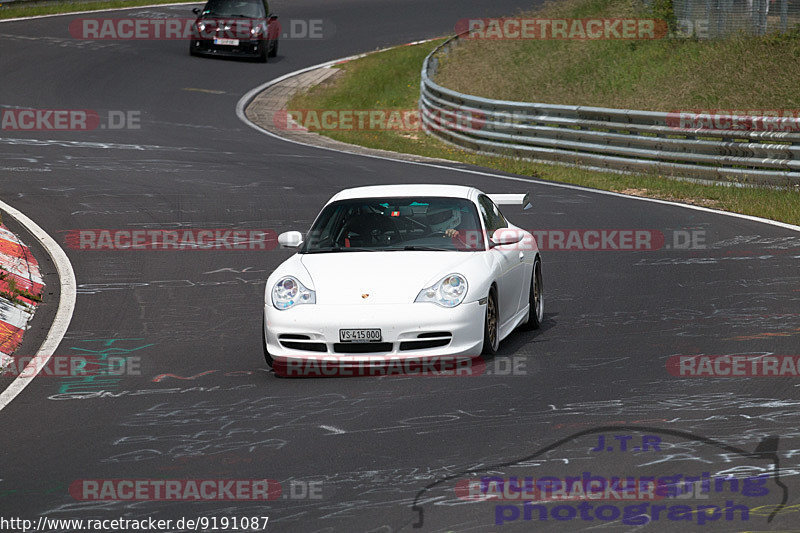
[189,0,279,62]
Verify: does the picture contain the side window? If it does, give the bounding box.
[477,195,508,235]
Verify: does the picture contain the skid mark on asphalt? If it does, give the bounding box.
[728,328,800,341]
[0,33,123,50]
[182,88,227,95]
[0,136,231,153]
[637,254,800,265]
[77,278,264,294]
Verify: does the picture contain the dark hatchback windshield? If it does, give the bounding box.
[300,197,485,253]
[201,0,265,18]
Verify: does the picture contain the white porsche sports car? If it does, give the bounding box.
[262,184,543,370]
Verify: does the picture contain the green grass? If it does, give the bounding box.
[0,0,195,20]
[436,0,800,110]
[288,39,800,225]
[0,266,42,305]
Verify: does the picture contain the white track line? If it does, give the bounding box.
[236,52,800,235]
[0,200,76,412]
[0,2,199,24]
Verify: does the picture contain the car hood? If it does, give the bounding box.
[300,251,476,305]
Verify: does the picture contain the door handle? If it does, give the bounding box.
[518,251,524,261]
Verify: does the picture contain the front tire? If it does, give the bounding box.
[523,258,544,330]
[268,39,278,58]
[481,287,499,355]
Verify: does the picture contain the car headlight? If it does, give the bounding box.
[197,22,206,31]
[250,25,263,35]
[271,276,316,310]
[415,274,468,308]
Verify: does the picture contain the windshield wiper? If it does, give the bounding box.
[203,12,249,18]
[304,247,379,253]
[399,246,453,251]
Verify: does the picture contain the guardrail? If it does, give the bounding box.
[420,35,800,186]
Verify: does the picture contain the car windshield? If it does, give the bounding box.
[300,197,486,253]
[202,0,264,18]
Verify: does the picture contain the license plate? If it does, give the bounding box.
[214,38,239,46]
[339,329,382,343]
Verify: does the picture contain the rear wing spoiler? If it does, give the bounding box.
[487,193,531,210]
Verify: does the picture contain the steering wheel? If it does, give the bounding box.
[342,212,401,245]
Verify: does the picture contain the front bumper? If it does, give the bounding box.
[264,301,485,362]
[191,38,264,58]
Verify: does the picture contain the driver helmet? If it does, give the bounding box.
[426,207,462,233]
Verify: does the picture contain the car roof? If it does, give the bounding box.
[327,184,483,204]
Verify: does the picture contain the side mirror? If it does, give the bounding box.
[268,13,278,21]
[490,228,523,246]
[278,231,303,248]
[192,7,201,15]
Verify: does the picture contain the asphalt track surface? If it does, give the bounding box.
[1,1,800,531]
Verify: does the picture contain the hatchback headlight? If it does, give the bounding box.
[272,276,316,310]
[415,274,468,308]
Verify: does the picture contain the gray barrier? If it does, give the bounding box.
[420,35,800,186]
